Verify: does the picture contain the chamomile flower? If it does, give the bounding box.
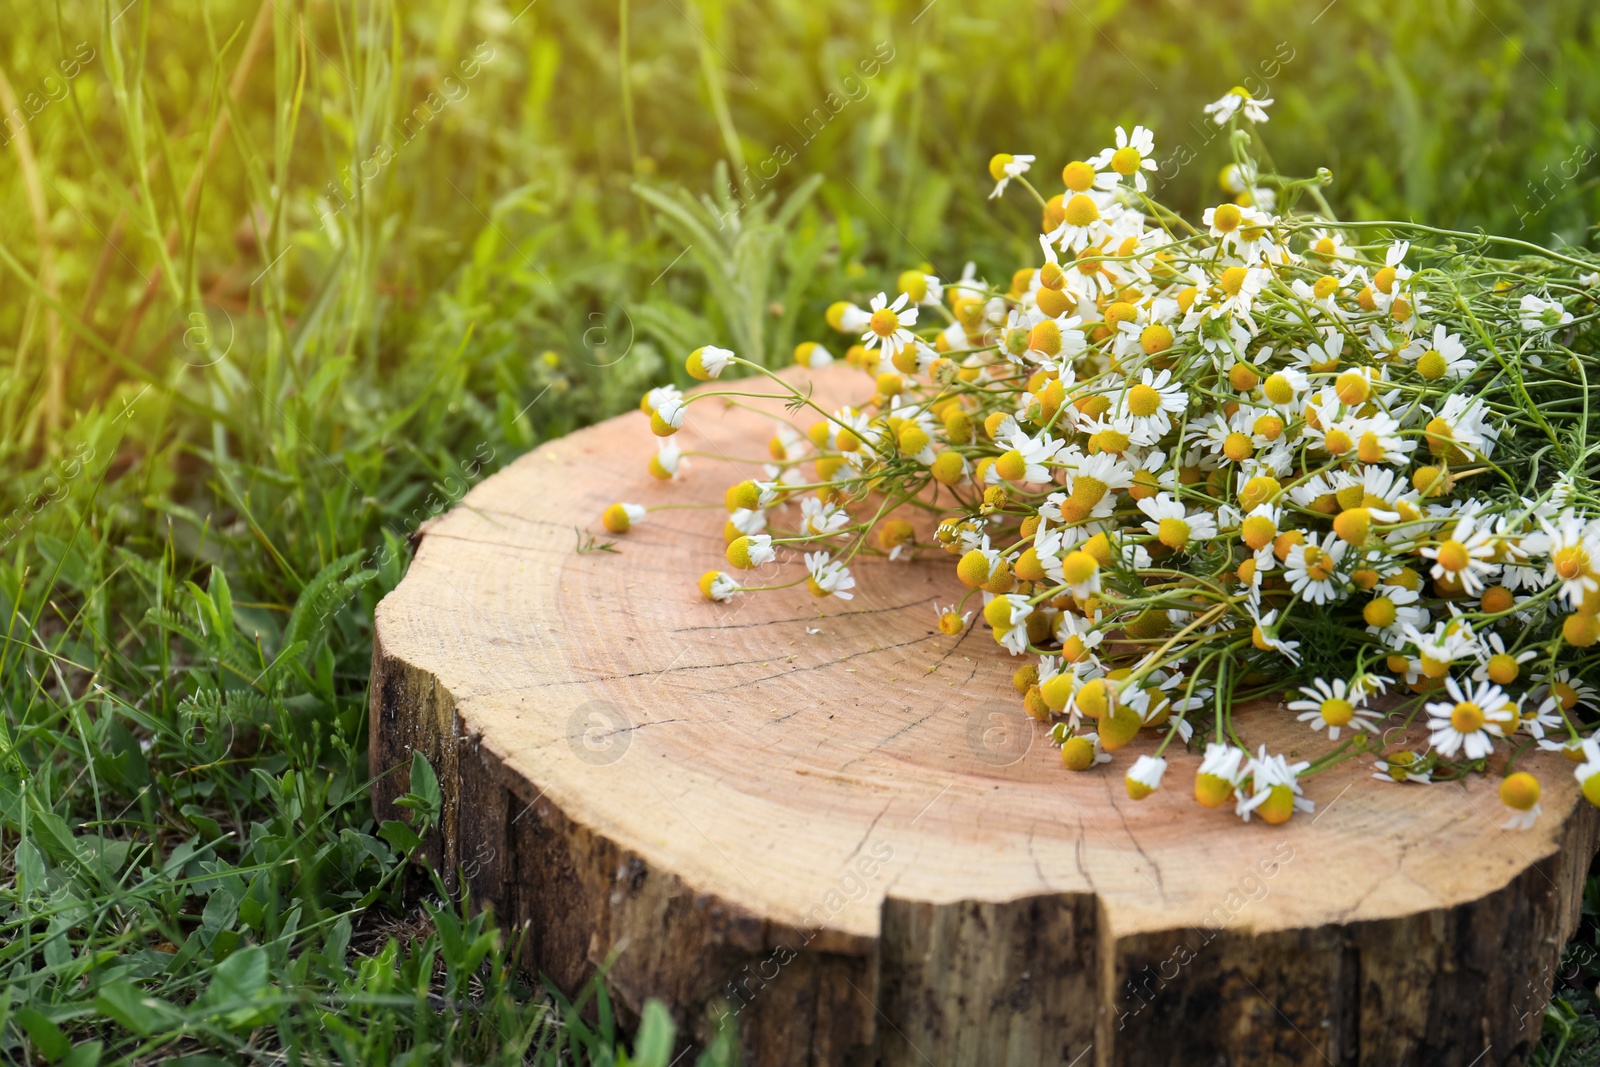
[800,496,852,538]
[1091,125,1159,192]
[982,593,1034,655]
[1373,750,1432,784]
[1124,754,1167,799]
[1288,676,1384,741]
[934,603,971,635]
[1405,619,1483,678]
[1138,493,1219,552]
[1362,584,1427,648]
[998,428,1064,483]
[1247,606,1301,663]
[862,292,919,357]
[1306,227,1352,261]
[1539,509,1599,608]
[1204,87,1274,126]
[1236,747,1312,824]
[726,533,777,570]
[1117,368,1187,442]
[1194,743,1250,807]
[1425,676,1517,759]
[698,570,741,602]
[1426,393,1499,460]
[1284,533,1349,605]
[642,384,684,414]
[1575,740,1600,807]
[1056,609,1106,659]
[1055,727,1113,769]
[1513,695,1564,741]
[1519,293,1573,335]
[651,394,687,436]
[804,552,856,600]
[602,502,648,533]
[648,440,685,480]
[987,153,1036,199]
[1048,191,1120,253]
[1536,669,1600,714]
[1405,324,1475,381]
[1499,773,1541,830]
[1421,506,1499,595]
[686,345,735,380]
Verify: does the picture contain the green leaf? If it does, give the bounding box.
[631,1000,677,1067]
[201,943,268,1008]
[94,983,181,1037]
[393,752,441,824]
[379,819,422,853]
[60,1041,102,1067]
[14,1006,70,1061]
[208,566,234,638]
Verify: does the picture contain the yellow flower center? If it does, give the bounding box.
[1241,514,1277,551]
[1070,476,1108,507]
[1500,772,1540,812]
[1335,370,1370,405]
[1302,545,1336,582]
[1127,383,1163,417]
[1357,431,1387,465]
[1029,319,1063,355]
[1111,146,1142,175]
[1063,194,1100,228]
[1320,698,1354,727]
[1140,323,1174,355]
[1363,597,1398,628]
[1062,550,1099,586]
[1386,751,1417,781]
[1334,507,1371,546]
[1212,203,1242,233]
[1219,266,1248,295]
[1262,373,1294,406]
[1313,236,1337,256]
[1223,431,1254,462]
[1253,414,1284,440]
[1322,427,1353,455]
[1313,275,1339,300]
[1157,517,1191,550]
[1554,545,1589,581]
[1450,701,1485,734]
[1238,475,1279,511]
[1257,784,1296,825]
[1486,653,1520,686]
[1062,161,1096,192]
[1417,350,1447,380]
[995,449,1029,482]
[1105,300,1138,328]
[1195,773,1234,808]
[988,153,1014,181]
[869,308,900,337]
[1061,737,1097,771]
[1553,681,1579,710]
[1077,678,1109,717]
[1090,428,1131,454]
[1435,539,1471,574]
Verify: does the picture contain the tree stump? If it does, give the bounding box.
[371,364,1600,1067]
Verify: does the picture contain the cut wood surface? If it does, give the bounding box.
[371,364,1600,1067]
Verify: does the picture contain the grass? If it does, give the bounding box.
[0,0,1597,1062]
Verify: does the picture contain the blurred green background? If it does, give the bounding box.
[1,0,1597,1063]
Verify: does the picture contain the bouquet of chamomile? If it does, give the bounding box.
[605,89,1600,830]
